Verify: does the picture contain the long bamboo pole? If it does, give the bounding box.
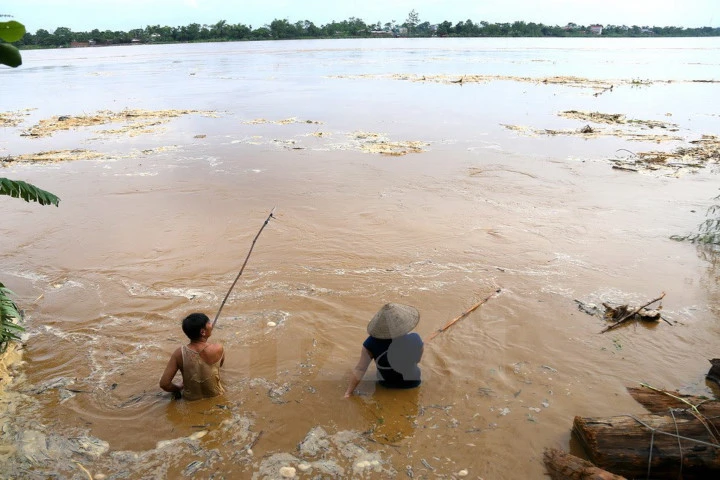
[427,288,501,342]
[212,207,276,327]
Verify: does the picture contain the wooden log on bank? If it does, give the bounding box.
[708,359,720,387]
[572,414,720,479]
[543,448,626,480]
[627,386,720,417]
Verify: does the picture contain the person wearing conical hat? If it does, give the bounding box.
[344,303,424,398]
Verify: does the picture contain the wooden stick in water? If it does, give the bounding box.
[427,288,501,342]
[212,207,276,327]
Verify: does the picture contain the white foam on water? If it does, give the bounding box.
[540,285,575,298]
[205,156,220,167]
[51,279,86,290]
[40,324,90,341]
[115,171,158,177]
[121,279,212,300]
[4,270,48,283]
[160,287,211,300]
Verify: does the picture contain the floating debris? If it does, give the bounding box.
[559,110,678,130]
[1,149,108,165]
[298,426,330,457]
[330,73,720,92]
[0,109,33,127]
[20,109,217,138]
[182,460,204,476]
[243,117,322,125]
[574,300,601,317]
[602,303,661,322]
[188,431,207,441]
[279,466,296,478]
[353,459,381,475]
[610,135,720,174]
[349,131,428,156]
[477,387,495,397]
[501,123,682,142]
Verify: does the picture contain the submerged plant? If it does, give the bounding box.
[672,195,720,245]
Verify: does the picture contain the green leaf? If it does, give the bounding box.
[0,20,26,42]
[0,43,22,68]
[0,283,25,348]
[1,321,24,331]
[0,178,60,206]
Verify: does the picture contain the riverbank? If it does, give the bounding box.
[0,342,24,461]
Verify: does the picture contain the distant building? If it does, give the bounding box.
[641,27,655,34]
[397,27,408,36]
[370,30,393,37]
[589,25,603,35]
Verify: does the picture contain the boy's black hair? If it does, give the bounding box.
[182,313,210,341]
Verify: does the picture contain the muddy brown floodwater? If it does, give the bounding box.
[1,38,720,479]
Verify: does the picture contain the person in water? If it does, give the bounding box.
[159,313,225,400]
[344,303,424,398]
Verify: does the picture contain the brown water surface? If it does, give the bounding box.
[1,38,719,479]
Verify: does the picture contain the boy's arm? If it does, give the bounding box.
[159,348,183,398]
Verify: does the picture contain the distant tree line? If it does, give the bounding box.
[15,13,720,49]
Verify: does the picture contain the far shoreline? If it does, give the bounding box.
[14,17,719,51]
[17,33,720,52]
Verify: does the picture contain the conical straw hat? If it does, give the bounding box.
[367,303,420,339]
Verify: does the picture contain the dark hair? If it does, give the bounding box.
[182,313,210,341]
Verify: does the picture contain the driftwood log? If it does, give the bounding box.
[543,448,626,480]
[708,359,720,387]
[572,413,720,479]
[627,386,720,417]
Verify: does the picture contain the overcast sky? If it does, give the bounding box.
[5,0,719,33]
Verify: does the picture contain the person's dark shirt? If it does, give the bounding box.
[363,333,423,388]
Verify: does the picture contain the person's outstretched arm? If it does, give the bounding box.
[159,348,183,398]
[344,347,372,398]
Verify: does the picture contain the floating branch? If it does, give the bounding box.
[427,288,501,342]
[600,292,666,333]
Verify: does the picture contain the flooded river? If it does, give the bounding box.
[1,38,720,479]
